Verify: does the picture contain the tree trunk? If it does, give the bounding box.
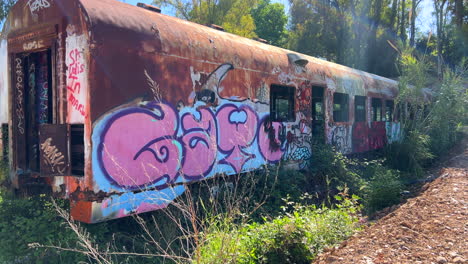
[454,0,463,28]
[435,0,448,78]
[410,0,416,46]
[390,0,399,31]
[400,0,406,45]
[368,0,384,73]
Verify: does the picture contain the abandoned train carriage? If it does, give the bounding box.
[0,0,401,223]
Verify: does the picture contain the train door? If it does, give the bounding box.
[312,86,325,142]
[12,50,56,175]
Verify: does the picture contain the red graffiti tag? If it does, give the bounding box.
[67,49,86,117]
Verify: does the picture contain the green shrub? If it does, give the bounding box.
[385,130,433,181]
[0,193,83,263]
[197,194,361,263]
[362,164,403,214]
[309,142,366,199]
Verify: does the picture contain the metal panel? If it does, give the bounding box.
[39,124,69,176]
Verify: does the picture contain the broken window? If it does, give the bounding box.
[70,125,85,176]
[372,98,383,121]
[385,100,394,122]
[270,85,295,122]
[355,96,366,122]
[333,92,349,122]
[312,86,324,121]
[312,86,325,142]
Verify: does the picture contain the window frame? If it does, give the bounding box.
[385,100,394,122]
[354,96,366,122]
[371,97,383,122]
[333,92,349,122]
[270,84,295,122]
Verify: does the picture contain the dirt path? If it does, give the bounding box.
[314,138,468,264]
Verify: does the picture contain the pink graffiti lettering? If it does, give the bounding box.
[217,105,258,173]
[98,101,285,189]
[180,108,217,179]
[100,104,182,188]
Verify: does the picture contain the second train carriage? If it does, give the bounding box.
[0,0,401,223]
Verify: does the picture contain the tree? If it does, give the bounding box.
[153,0,258,37]
[0,0,16,24]
[434,0,449,75]
[251,0,288,46]
[409,0,423,47]
[222,0,257,37]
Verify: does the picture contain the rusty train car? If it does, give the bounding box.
[0,0,402,223]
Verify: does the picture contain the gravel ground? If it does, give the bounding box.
[314,137,468,264]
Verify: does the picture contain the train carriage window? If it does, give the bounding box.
[385,100,394,121]
[270,85,295,122]
[372,98,383,121]
[70,125,85,176]
[355,96,366,122]
[312,86,324,121]
[333,93,349,122]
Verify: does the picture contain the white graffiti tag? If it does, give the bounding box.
[40,137,66,174]
[27,0,51,15]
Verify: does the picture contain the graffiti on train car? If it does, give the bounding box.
[40,137,66,174]
[94,64,287,189]
[27,0,51,16]
[96,100,286,189]
[86,62,400,221]
[66,34,88,122]
[369,122,387,150]
[67,48,86,117]
[15,58,25,135]
[89,63,315,221]
[386,122,402,143]
[352,122,369,152]
[331,126,352,154]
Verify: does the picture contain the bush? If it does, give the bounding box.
[385,130,433,181]
[309,142,366,200]
[0,193,83,263]
[361,164,403,214]
[197,194,361,263]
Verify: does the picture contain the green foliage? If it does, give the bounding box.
[426,68,468,156]
[385,131,433,180]
[251,0,288,46]
[153,0,258,38]
[0,0,16,23]
[309,142,365,198]
[388,48,467,181]
[196,194,361,263]
[252,168,308,219]
[221,0,257,38]
[361,164,403,214]
[0,193,83,263]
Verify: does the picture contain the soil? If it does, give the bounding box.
[314,135,468,264]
